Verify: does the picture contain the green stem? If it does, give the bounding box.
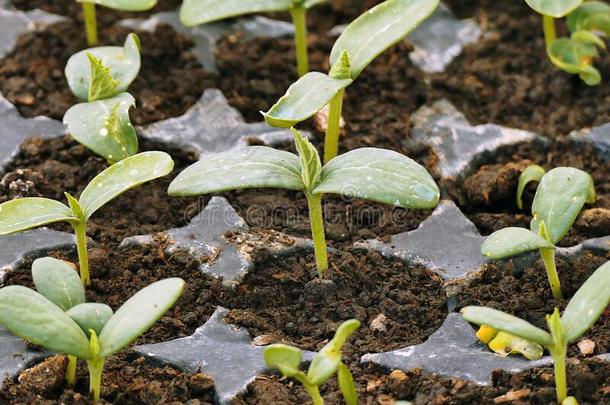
[290,7,309,77]
[542,15,556,51]
[87,356,105,402]
[323,89,345,164]
[540,247,562,300]
[82,2,98,47]
[73,222,90,286]
[304,383,324,405]
[307,193,328,277]
[551,347,568,403]
[65,355,77,385]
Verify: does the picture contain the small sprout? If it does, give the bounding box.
[0,261,184,402]
[476,325,543,360]
[482,167,595,300]
[264,319,360,405]
[263,0,440,163]
[168,129,439,277]
[0,152,174,286]
[64,33,141,163]
[516,164,546,209]
[462,260,610,404]
[179,0,328,77]
[525,0,609,85]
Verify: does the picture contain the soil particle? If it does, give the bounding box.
[0,21,210,125]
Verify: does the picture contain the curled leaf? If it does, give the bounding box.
[264,344,302,377]
[548,37,601,85]
[567,1,610,35]
[516,165,545,210]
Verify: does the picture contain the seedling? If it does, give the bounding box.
[0,152,174,286]
[77,0,157,46]
[64,33,142,163]
[264,319,360,405]
[481,167,595,300]
[263,0,440,162]
[462,260,610,404]
[476,325,544,360]
[168,129,439,277]
[525,0,610,85]
[179,0,328,77]
[0,257,184,401]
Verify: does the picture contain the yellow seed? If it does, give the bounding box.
[476,325,497,344]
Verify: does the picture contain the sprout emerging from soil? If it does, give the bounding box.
[178,0,328,77]
[462,260,610,404]
[0,257,184,402]
[263,0,440,163]
[168,128,439,277]
[0,152,174,286]
[525,0,610,85]
[481,166,595,300]
[64,33,142,163]
[264,319,361,405]
[77,0,157,46]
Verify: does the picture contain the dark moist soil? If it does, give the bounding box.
[220,246,448,362]
[0,21,211,125]
[454,251,610,358]
[235,359,610,405]
[0,136,204,246]
[1,352,215,404]
[446,140,610,246]
[431,0,610,138]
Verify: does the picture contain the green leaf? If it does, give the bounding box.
[530,167,596,244]
[561,261,610,342]
[516,165,546,209]
[481,227,555,259]
[571,30,607,49]
[76,0,157,11]
[64,93,138,163]
[0,286,91,359]
[79,151,174,220]
[567,1,610,34]
[66,303,114,336]
[179,0,291,26]
[524,0,583,17]
[32,257,85,311]
[262,72,352,128]
[293,128,322,190]
[264,344,302,377]
[168,147,304,196]
[65,33,141,101]
[98,278,184,357]
[314,148,440,209]
[548,37,601,85]
[330,0,440,78]
[332,319,361,349]
[337,362,358,405]
[461,306,553,346]
[0,198,74,235]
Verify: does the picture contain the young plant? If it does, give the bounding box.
[0,257,184,401]
[77,0,157,46]
[64,33,141,163]
[462,260,610,404]
[0,151,174,286]
[525,0,610,85]
[179,0,327,77]
[264,319,360,405]
[263,0,440,163]
[168,129,439,277]
[481,167,595,300]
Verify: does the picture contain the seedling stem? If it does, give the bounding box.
[66,355,77,385]
[73,222,91,286]
[543,15,557,50]
[307,192,328,276]
[324,89,345,163]
[540,247,562,300]
[290,6,309,77]
[82,2,98,46]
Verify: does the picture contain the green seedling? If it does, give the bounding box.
[263,0,439,163]
[264,319,360,405]
[525,0,610,85]
[77,0,157,46]
[64,33,141,163]
[0,152,174,286]
[482,167,595,300]
[0,257,184,402]
[462,260,610,404]
[168,129,439,277]
[179,0,327,77]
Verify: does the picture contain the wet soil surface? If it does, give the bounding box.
[235,359,610,405]
[454,251,610,358]
[1,352,215,404]
[0,22,210,125]
[0,136,204,245]
[447,140,610,246]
